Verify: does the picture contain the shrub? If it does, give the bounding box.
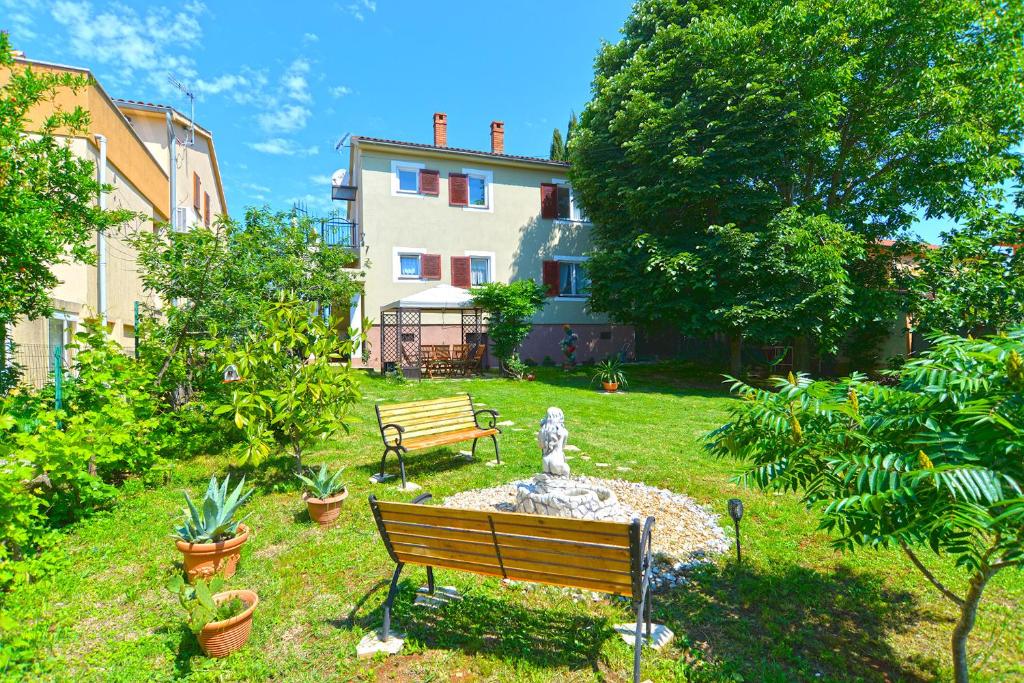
[707,330,1024,682]
[470,280,547,377]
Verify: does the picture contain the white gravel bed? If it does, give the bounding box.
[442,476,732,590]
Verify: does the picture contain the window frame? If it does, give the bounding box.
[391,160,426,197]
[393,246,427,282]
[550,177,589,223]
[464,250,495,286]
[553,255,589,300]
[461,167,493,212]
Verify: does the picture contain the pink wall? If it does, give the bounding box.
[358,323,635,370]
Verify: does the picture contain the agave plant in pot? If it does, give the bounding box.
[174,475,254,582]
[168,575,259,658]
[592,357,628,393]
[297,464,348,526]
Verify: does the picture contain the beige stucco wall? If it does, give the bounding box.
[354,143,606,329]
[123,111,227,225]
[9,135,159,360]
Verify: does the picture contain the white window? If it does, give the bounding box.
[552,178,588,222]
[399,254,422,278]
[462,168,493,211]
[470,256,490,285]
[558,261,590,298]
[391,160,425,196]
[47,312,74,371]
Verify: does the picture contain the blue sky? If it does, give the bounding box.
[1,1,627,217]
[3,0,952,240]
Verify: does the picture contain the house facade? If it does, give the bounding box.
[4,56,226,384]
[343,113,634,369]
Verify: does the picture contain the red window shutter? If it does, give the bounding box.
[203,192,210,226]
[419,169,440,196]
[540,183,558,219]
[451,256,471,288]
[542,260,560,296]
[449,173,468,206]
[193,173,201,210]
[422,253,442,280]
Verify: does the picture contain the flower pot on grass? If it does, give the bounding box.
[297,464,348,527]
[602,381,620,393]
[304,488,348,526]
[176,523,250,581]
[198,589,259,658]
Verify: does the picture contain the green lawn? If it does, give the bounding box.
[5,364,1022,682]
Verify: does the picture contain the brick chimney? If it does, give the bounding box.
[490,120,504,155]
[433,112,447,147]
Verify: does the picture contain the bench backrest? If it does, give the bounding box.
[370,499,644,598]
[376,394,478,439]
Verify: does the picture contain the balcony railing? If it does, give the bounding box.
[320,216,360,252]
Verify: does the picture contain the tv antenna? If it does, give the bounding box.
[334,133,351,152]
[167,75,196,146]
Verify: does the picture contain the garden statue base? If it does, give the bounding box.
[356,630,405,659]
[613,623,675,651]
[514,474,621,521]
[414,585,461,609]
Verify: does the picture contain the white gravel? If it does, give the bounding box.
[442,476,732,590]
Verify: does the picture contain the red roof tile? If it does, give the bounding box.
[353,135,568,167]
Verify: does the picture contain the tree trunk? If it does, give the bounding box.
[292,437,303,475]
[792,335,811,373]
[728,334,742,376]
[952,568,996,683]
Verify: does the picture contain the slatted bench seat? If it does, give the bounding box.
[374,394,500,488]
[368,494,656,683]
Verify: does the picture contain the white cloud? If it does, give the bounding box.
[248,139,318,156]
[309,174,333,185]
[257,103,310,134]
[2,0,42,41]
[338,0,376,21]
[281,58,312,103]
[329,85,352,98]
[302,32,319,43]
[240,182,272,193]
[50,1,208,96]
[287,193,334,213]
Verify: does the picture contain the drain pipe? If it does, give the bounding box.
[166,111,176,227]
[94,133,108,324]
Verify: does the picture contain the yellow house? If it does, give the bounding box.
[4,56,226,385]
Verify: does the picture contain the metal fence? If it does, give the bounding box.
[8,344,64,389]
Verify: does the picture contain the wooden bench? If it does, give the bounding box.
[368,494,656,683]
[374,394,500,487]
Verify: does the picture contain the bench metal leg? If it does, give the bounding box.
[491,435,500,464]
[379,446,408,489]
[645,590,653,640]
[426,566,435,594]
[382,562,404,641]
[471,438,479,459]
[633,593,645,683]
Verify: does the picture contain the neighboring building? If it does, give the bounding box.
[5,56,226,384]
[342,112,634,370]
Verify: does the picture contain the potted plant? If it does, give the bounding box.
[167,575,259,658]
[297,464,348,526]
[174,475,254,582]
[592,358,628,393]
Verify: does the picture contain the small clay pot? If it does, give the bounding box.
[526,373,536,381]
[176,524,250,583]
[602,381,620,393]
[197,589,258,658]
[304,489,349,526]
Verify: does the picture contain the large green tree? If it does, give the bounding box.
[0,32,132,364]
[571,0,1024,372]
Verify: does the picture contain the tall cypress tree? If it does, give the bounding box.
[549,128,565,161]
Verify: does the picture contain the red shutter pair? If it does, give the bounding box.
[542,260,560,296]
[451,256,471,288]
[193,173,201,211]
[421,254,442,280]
[419,169,440,196]
[203,192,211,226]
[450,173,469,206]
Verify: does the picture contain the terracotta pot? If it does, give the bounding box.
[304,489,349,526]
[197,589,258,658]
[176,524,250,582]
[602,381,619,393]
[526,373,536,381]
